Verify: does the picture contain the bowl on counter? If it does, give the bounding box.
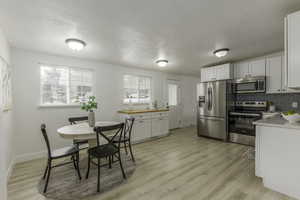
[281,113,300,123]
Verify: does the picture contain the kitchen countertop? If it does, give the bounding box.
[254,115,300,130]
[118,108,169,114]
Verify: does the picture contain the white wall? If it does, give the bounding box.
[0,27,12,200]
[12,48,199,162]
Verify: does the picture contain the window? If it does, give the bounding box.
[40,65,93,105]
[168,83,178,106]
[123,74,151,104]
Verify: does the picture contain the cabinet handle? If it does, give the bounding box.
[139,120,144,123]
[277,89,281,91]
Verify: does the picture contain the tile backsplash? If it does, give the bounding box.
[236,93,300,112]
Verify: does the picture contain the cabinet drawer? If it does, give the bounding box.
[130,113,152,120]
[132,119,151,142]
[152,112,169,118]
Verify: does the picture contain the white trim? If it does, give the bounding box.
[6,159,15,184]
[14,151,47,164]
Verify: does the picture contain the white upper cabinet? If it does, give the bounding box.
[201,63,232,82]
[234,58,265,79]
[234,62,249,78]
[286,11,300,88]
[249,58,266,77]
[207,67,217,81]
[266,54,282,93]
[216,64,232,80]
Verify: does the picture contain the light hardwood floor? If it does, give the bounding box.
[8,127,296,200]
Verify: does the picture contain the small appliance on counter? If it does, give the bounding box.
[268,101,276,112]
[228,101,267,146]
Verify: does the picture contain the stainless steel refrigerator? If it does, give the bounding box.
[197,80,227,140]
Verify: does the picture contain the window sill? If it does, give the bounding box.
[122,103,150,106]
[38,104,81,108]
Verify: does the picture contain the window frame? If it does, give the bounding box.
[39,64,94,107]
[123,74,152,105]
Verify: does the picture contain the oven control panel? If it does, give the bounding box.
[235,101,267,108]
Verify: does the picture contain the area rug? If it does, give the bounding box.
[38,154,136,200]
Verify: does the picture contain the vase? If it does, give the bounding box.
[88,111,95,127]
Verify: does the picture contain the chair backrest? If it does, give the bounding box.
[68,116,88,125]
[94,123,124,149]
[124,117,135,139]
[40,124,51,158]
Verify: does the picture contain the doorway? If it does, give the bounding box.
[167,80,181,129]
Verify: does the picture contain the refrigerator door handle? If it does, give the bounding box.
[199,116,225,121]
[208,87,212,111]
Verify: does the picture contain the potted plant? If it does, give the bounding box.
[80,96,98,127]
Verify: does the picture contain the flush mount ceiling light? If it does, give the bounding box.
[156,59,168,67]
[65,38,86,51]
[213,48,230,58]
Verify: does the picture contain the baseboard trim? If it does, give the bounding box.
[14,151,46,164]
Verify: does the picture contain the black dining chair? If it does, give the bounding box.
[68,116,89,149]
[111,117,135,162]
[41,124,81,193]
[86,123,126,192]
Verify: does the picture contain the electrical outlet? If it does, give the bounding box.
[292,102,298,108]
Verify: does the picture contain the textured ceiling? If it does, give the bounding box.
[1,0,300,75]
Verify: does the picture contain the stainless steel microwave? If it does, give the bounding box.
[233,76,266,94]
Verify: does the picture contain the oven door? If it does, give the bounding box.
[229,112,261,136]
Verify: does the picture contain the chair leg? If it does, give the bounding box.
[97,158,101,192]
[118,152,126,179]
[124,141,128,154]
[128,140,135,162]
[72,155,77,170]
[42,162,48,179]
[43,160,52,193]
[86,154,91,179]
[109,156,112,169]
[75,153,82,180]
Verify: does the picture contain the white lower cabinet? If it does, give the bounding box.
[160,118,169,135]
[120,111,169,143]
[151,117,169,137]
[132,119,151,142]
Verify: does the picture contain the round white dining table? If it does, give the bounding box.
[57,121,121,147]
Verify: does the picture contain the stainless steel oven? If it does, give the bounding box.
[233,76,266,94]
[229,101,267,146]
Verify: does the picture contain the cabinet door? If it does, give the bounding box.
[160,118,169,135]
[216,64,230,80]
[282,53,300,93]
[207,67,217,81]
[132,119,151,142]
[234,62,249,78]
[266,55,282,93]
[249,58,266,77]
[151,118,161,137]
[287,11,300,88]
[200,68,208,82]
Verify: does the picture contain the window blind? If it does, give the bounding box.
[123,74,151,104]
[40,65,93,105]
